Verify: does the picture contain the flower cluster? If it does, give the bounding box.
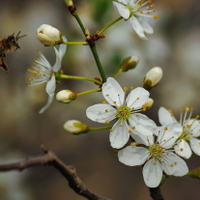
[158,107,200,159]
[27,0,200,193]
[86,77,200,188]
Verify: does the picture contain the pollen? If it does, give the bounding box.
[153,15,159,19]
[105,120,110,124]
[105,109,109,112]
[185,107,190,111]
[102,101,107,104]
[164,127,168,130]
[169,164,174,167]
[152,162,157,165]
[123,87,128,91]
[180,148,184,152]
[142,107,147,111]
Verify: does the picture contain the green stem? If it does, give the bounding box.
[70,9,106,82]
[112,69,122,78]
[59,74,102,85]
[62,41,88,45]
[72,13,87,35]
[98,16,123,35]
[89,45,107,82]
[77,88,101,96]
[89,126,112,131]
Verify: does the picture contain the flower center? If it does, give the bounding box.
[148,143,165,159]
[178,107,200,141]
[116,105,131,120]
[126,0,156,17]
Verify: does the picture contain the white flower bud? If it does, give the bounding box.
[37,24,62,46]
[63,120,89,134]
[145,98,154,109]
[56,90,77,103]
[65,0,74,6]
[143,67,163,90]
[120,56,139,72]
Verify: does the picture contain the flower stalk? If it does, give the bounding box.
[58,74,102,85]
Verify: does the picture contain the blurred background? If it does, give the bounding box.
[0,0,200,199]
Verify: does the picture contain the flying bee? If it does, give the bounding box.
[0,31,26,73]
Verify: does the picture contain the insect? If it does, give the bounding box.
[0,31,26,73]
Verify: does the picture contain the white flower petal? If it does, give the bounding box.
[46,75,56,96]
[52,36,67,72]
[117,0,128,4]
[157,123,182,149]
[113,2,130,19]
[189,119,200,137]
[102,77,125,107]
[39,95,54,114]
[37,52,52,71]
[158,107,177,126]
[118,146,148,166]
[174,140,192,159]
[129,16,147,40]
[131,131,154,146]
[143,158,163,188]
[59,36,67,59]
[126,0,134,4]
[190,137,200,156]
[129,114,156,145]
[109,119,130,148]
[86,104,116,123]
[161,152,188,176]
[138,17,153,34]
[126,87,149,108]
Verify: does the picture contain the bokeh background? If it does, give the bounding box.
[0,0,200,199]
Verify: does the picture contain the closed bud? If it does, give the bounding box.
[143,67,163,90]
[56,90,77,103]
[37,24,62,46]
[120,56,139,72]
[63,120,89,134]
[188,167,200,179]
[65,0,74,6]
[144,98,154,109]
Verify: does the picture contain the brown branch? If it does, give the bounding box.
[149,187,164,200]
[0,145,112,200]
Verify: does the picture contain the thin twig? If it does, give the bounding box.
[0,146,112,200]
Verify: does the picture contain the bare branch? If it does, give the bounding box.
[0,146,112,200]
[149,187,164,200]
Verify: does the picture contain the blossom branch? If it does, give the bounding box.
[0,146,112,200]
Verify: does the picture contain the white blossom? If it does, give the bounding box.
[113,0,158,40]
[118,123,188,188]
[158,107,200,159]
[86,77,155,149]
[28,36,67,113]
